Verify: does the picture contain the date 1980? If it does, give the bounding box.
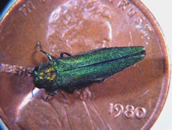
[109,103,146,119]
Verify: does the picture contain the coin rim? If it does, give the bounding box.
[0,0,171,129]
[130,0,171,129]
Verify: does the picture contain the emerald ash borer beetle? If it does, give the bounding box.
[31,41,146,100]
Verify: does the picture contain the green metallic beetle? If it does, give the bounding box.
[32,42,145,100]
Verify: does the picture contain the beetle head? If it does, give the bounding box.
[32,64,57,91]
[32,66,43,88]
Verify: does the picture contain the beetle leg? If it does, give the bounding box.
[60,52,71,57]
[36,41,53,61]
[74,87,81,92]
[61,87,75,94]
[95,78,105,83]
[45,90,58,101]
[40,50,53,61]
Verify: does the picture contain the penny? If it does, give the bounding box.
[0,0,170,129]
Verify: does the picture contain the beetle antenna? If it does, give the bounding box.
[27,71,32,74]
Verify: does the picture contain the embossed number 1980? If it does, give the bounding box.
[109,103,147,119]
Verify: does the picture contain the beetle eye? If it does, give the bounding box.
[33,66,39,75]
[34,66,39,72]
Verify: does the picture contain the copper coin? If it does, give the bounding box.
[0,0,170,129]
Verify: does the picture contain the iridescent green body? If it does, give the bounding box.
[32,46,145,97]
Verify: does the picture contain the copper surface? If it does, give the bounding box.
[0,0,170,129]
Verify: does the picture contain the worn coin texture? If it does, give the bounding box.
[0,0,170,129]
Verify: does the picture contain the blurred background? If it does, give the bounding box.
[0,0,171,129]
[0,0,10,18]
